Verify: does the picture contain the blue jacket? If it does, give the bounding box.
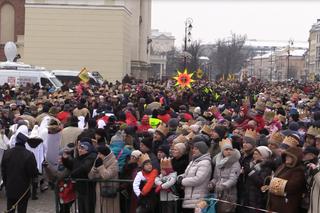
[110,140,132,172]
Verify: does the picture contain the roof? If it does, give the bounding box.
[246,39,308,49]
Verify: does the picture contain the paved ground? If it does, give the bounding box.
[0,188,56,213]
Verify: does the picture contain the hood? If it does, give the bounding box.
[282,146,303,168]
[215,149,241,168]
[27,138,43,148]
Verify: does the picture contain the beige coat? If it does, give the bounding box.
[309,171,320,213]
[89,153,120,213]
[180,153,212,209]
[60,126,83,148]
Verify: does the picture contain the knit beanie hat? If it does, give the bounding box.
[96,145,111,156]
[131,150,142,158]
[141,137,153,151]
[193,141,208,154]
[255,146,272,159]
[219,138,233,151]
[79,140,94,153]
[174,143,187,155]
[168,118,179,129]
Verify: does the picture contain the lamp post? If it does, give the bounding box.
[287,39,294,80]
[184,18,193,69]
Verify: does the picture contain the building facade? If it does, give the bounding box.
[21,0,151,82]
[242,48,306,81]
[308,19,320,77]
[0,0,25,60]
[150,29,175,80]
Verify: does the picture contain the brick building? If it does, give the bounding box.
[0,0,25,61]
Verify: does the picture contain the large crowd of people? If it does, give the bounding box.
[1,78,320,213]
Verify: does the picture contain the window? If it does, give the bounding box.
[0,3,15,44]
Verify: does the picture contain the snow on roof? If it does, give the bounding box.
[279,49,307,57]
[151,29,175,39]
[253,52,272,59]
[246,39,308,49]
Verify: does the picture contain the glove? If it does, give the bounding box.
[155,185,162,194]
[177,176,183,185]
[215,184,225,193]
[95,158,103,168]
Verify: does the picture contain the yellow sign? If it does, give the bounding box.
[196,68,203,79]
[78,67,90,83]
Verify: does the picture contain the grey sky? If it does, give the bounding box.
[151,0,320,46]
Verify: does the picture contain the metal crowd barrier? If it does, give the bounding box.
[54,178,134,213]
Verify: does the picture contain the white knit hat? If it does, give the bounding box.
[255,146,272,159]
[131,150,142,158]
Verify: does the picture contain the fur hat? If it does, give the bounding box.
[282,146,303,168]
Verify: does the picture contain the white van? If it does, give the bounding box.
[0,41,62,90]
[0,61,63,90]
[52,70,104,85]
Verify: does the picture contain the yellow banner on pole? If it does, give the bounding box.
[78,67,90,83]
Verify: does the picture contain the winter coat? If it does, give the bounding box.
[60,126,83,148]
[180,153,212,209]
[237,151,253,205]
[89,153,120,213]
[244,160,273,212]
[155,171,178,201]
[62,152,97,195]
[268,147,306,213]
[109,140,131,173]
[172,154,189,175]
[309,171,320,213]
[210,150,241,212]
[1,144,38,199]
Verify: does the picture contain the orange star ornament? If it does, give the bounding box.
[173,69,195,88]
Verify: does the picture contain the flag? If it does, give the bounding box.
[78,67,90,83]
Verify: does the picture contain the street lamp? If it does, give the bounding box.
[287,39,294,80]
[184,17,193,69]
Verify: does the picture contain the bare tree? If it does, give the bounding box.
[187,40,202,72]
[210,33,249,79]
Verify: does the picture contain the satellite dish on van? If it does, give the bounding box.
[4,42,17,62]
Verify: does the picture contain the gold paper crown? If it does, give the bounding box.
[282,135,299,147]
[201,125,212,136]
[173,134,188,145]
[269,177,288,196]
[307,126,320,137]
[156,123,169,137]
[269,131,285,146]
[244,129,258,140]
[185,132,195,141]
[137,153,151,167]
[160,157,172,169]
[255,101,266,112]
[263,111,275,123]
[219,138,232,149]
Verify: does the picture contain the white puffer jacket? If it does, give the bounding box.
[180,153,212,209]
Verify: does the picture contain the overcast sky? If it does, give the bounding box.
[152,0,320,46]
